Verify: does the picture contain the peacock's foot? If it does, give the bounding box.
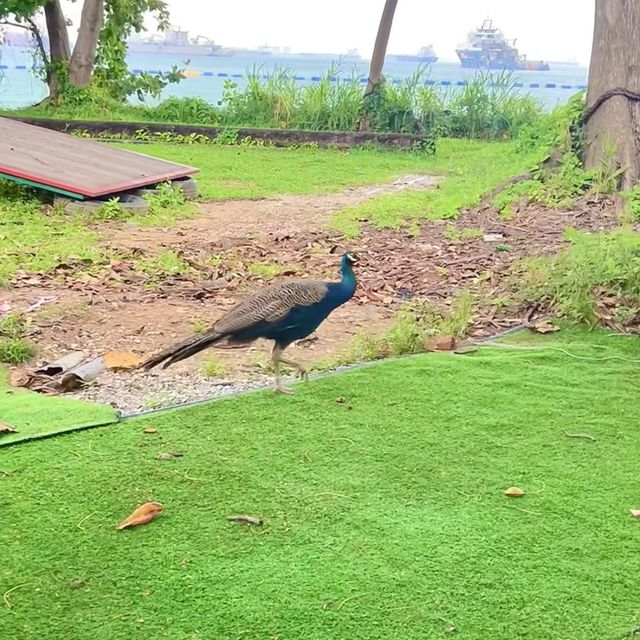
[297,367,308,381]
[274,383,294,395]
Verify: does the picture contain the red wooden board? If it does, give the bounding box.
[0,117,198,198]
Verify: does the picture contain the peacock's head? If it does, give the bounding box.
[342,251,359,267]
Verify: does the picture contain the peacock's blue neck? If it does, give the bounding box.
[325,261,357,307]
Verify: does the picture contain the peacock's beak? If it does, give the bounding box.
[347,252,360,266]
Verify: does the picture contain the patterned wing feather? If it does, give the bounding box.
[214,280,328,335]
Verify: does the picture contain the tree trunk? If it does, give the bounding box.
[364,0,398,96]
[584,0,640,189]
[68,0,104,88]
[43,0,71,98]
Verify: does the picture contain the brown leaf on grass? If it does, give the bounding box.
[629,509,640,518]
[504,487,525,497]
[0,421,18,435]
[116,502,164,530]
[143,427,157,434]
[103,351,144,371]
[425,335,456,352]
[530,322,560,334]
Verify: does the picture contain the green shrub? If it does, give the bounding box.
[518,228,640,325]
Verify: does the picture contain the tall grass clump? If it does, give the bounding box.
[142,96,221,125]
[221,65,299,128]
[295,63,363,131]
[445,70,542,139]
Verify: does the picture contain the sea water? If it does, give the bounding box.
[0,46,588,111]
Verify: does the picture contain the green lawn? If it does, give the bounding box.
[2,330,640,640]
[0,381,117,445]
[118,142,436,200]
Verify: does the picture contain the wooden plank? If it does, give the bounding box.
[0,117,198,198]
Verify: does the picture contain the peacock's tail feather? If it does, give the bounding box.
[141,330,223,371]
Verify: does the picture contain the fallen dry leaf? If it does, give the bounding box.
[156,451,184,461]
[504,487,525,497]
[116,502,164,530]
[0,420,18,435]
[425,335,456,352]
[9,369,30,388]
[143,427,157,434]
[629,509,640,518]
[103,351,144,371]
[227,514,263,526]
[530,321,560,334]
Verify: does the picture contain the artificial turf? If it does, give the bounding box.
[0,371,118,444]
[2,333,640,640]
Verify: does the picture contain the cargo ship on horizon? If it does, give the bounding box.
[456,20,549,71]
[386,45,438,64]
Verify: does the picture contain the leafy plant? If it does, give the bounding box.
[201,356,228,378]
[351,291,474,360]
[517,228,640,325]
[622,186,640,221]
[0,337,35,365]
[143,181,185,215]
[137,250,191,283]
[0,314,35,365]
[248,262,283,279]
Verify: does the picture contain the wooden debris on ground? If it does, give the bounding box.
[9,349,144,395]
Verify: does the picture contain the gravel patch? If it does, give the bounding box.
[71,370,277,416]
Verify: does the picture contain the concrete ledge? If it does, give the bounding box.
[8,116,429,150]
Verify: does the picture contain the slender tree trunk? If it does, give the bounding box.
[43,0,71,98]
[584,0,640,189]
[364,0,398,96]
[68,0,104,88]
[359,0,398,132]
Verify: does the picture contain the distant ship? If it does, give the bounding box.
[297,48,363,61]
[127,28,234,57]
[548,58,582,66]
[386,45,438,64]
[456,20,549,71]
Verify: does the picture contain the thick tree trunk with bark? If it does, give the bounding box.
[585,0,640,189]
[43,0,71,98]
[69,0,104,88]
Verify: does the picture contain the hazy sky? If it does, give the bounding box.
[62,0,595,64]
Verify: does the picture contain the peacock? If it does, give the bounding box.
[141,252,359,394]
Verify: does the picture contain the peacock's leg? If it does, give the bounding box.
[278,354,309,381]
[272,344,293,395]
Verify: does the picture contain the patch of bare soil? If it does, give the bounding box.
[1,179,622,413]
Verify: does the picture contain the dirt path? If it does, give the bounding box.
[107,174,439,254]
